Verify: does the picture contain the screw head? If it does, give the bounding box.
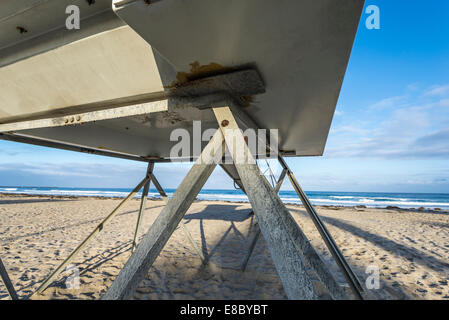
[221,120,229,127]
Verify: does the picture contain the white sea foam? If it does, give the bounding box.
[197,193,248,201]
[307,197,449,208]
[330,196,356,199]
[1,188,448,209]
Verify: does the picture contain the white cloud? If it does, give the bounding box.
[424,84,449,96]
[368,95,407,110]
[330,124,371,135]
[325,83,449,159]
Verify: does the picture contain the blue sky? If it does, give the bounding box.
[1,0,449,193]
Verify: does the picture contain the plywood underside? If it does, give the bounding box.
[0,0,364,158]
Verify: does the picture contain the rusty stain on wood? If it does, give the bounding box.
[167,62,256,107]
[167,61,232,88]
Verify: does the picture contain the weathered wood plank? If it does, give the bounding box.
[0,69,264,133]
[278,156,363,299]
[0,256,19,300]
[34,175,150,295]
[213,106,317,300]
[222,98,358,299]
[102,130,224,299]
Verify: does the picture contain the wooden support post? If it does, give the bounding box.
[150,172,205,262]
[278,156,363,299]
[34,175,150,295]
[102,130,224,299]
[221,98,359,299]
[228,162,347,299]
[213,106,318,300]
[0,256,19,300]
[132,162,154,252]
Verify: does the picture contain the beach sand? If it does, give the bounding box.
[0,194,448,300]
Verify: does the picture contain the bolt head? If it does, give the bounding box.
[221,120,229,127]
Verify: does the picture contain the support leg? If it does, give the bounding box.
[228,162,348,299]
[0,256,18,300]
[132,162,154,252]
[278,156,363,299]
[223,98,361,299]
[214,106,317,300]
[34,175,150,295]
[102,130,224,299]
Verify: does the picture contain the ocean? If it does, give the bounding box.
[1,186,449,210]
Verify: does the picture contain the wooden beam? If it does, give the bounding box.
[213,106,317,300]
[221,153,348,299]
[222,98,360,299]
[33,175,150,295]
[0,100,168,132]
[102,129,224,299]
[278,156,363,299]
[0,256,19,300]
[0,69,264,133]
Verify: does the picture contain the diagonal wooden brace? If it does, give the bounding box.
[102,129,225,299]
[213,106,318,300]
[277,156,364,299]
[222,162,348,300]
[0,256,19,300]
[33,174,150,295]
[222,97,363,299]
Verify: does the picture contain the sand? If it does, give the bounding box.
[0,193,448,300]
